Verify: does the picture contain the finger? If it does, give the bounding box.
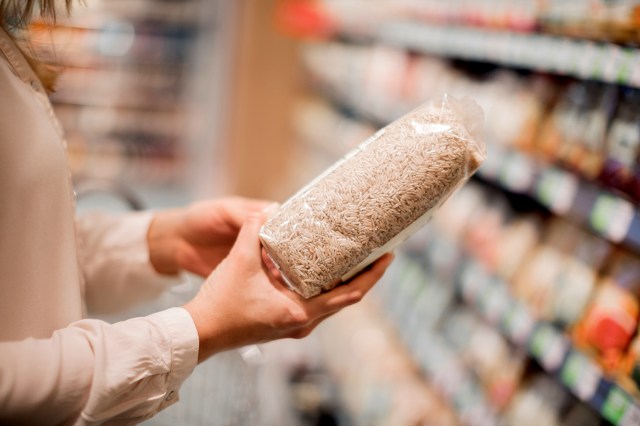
[222,198,275,229]
[231,212,267,263]
[305,253,394,317]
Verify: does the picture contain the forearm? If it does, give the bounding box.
[0,308,198,424]
[0,328,93,424]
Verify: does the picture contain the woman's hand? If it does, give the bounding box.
[147,197,272,277]
[183,212,394,362]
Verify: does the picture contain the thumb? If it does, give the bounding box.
[231,212,267,264]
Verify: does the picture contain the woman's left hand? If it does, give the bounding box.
[147,197,273,277]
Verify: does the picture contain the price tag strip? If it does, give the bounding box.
[479,278,510,325]
[536,167,579,215]
[621,402,640,426]
[368,22,640,89]
[603,386,632,425]
[561,351,602,402]
[590,194,634,243]
[501,302,535,345]
[629,51,640,88]
[498,151,536,193]
[529,324,568,371]
[459,260,490,304]
[483,147,638,250]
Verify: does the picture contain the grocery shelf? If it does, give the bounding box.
[343,21,640,88]
[382,272,501,425]
[293,3,640,424]
[31,18,197,68]
[63,0,201,26]
[409,329,499,426]
[477,147,640,253]
[50,96,181,112]
[47,44,192,69]
[41,0,206,189]
[457,257,640,426]
[53,61,185,73]
[304,80,640,424]
[54,105,184,138]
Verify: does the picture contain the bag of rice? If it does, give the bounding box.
[260,95,486,298]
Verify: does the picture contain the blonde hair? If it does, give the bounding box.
[0,0,73,92]
[1,0,72,29]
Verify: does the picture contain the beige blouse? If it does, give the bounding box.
[0,27,199,425]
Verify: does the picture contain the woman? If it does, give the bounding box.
[0,1,393,424]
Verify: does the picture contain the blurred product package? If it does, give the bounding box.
[573,251,640,373]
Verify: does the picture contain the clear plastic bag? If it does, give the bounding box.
[260,95,486,298]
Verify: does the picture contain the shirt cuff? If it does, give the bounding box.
[149,307,199,409]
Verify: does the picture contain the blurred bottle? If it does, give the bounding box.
[511,219,578,320]
[601,87,640,200]
[539,82,617,180]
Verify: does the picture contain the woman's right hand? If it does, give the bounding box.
[183,211,393,362]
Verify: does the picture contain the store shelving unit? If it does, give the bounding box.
[375,230,640,425]
[310,80,640,426]
[477,149,640,253]
[457,257,640,426]
[315,88,640,255]
[372,250,502,426]
[349,21,640,88]
[31,0,202,190]
[282,1,640,424]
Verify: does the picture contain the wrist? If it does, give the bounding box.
[183,298,227,362]
[147,209,183,275]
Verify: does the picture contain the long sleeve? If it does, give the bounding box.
[0,307,199,425]
[76,211,185,314]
